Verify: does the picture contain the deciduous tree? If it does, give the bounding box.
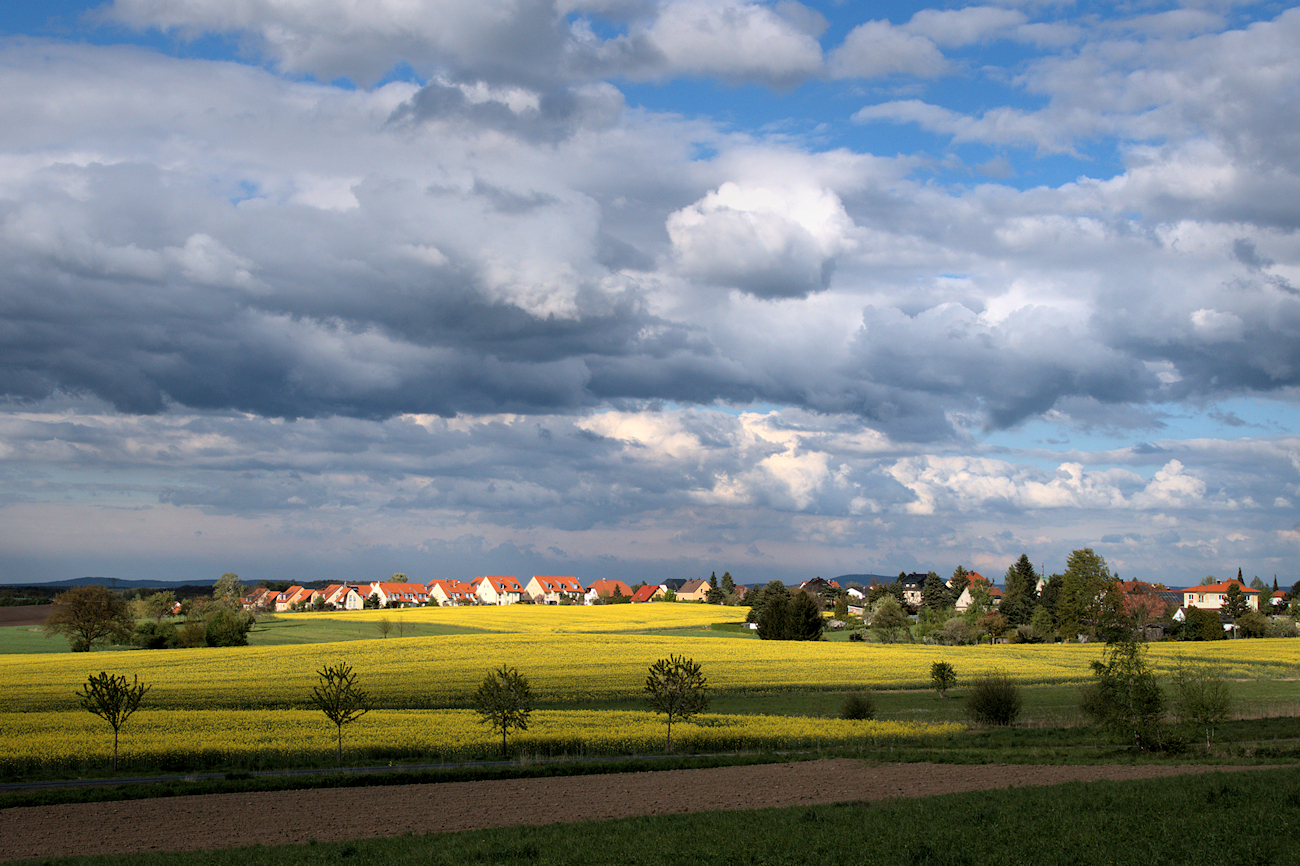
[309,662,372,765]
[645,655,708,752]
[142,590,176,622]
[213,572,243,605]
[43,585,134,652]
[1057,548,1114,641]
[871,596,908,643]
[1173,664,1232,754]
[474,665,533,757]
[1080,638,1165,750]
[930,661,956,698]
[78,671,150,771]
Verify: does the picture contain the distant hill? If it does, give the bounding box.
[830,574,905,586]
[0,577,210,590]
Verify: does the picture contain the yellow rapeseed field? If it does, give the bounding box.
[0,708,965,775]
[6,631,1296,714]
[6,602,1297,775]
[274,603,732,633]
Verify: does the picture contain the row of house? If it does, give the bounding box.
[240,575,728,611]
[823,571,1285,618]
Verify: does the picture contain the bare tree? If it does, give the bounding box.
[77,672,151,771]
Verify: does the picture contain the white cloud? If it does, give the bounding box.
[637,0,823,86]
[667,180,855,298]
[903,6,1027,48]
[828,20,947,79]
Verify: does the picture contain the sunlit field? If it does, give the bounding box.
[0,708,964,775]
[7,631,1298,713]
[4,602,1298,777]
[271,603,734,634]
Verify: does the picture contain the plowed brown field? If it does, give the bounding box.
[0,760,1276,862]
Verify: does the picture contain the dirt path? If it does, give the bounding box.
[0,760,1276,862]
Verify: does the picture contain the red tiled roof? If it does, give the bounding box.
[630,585,658,602]
[1182,580,1260,595]
[587,579,634,597]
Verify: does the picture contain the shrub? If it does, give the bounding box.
[132,621,177,649]
[839,692,875,720]
[176,621,208,648]
[1264,616,1298,638]
[965,669,1022,726]
[941,617,974,645]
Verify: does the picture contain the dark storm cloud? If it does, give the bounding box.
[388,81,624,144]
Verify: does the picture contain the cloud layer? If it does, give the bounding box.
[1,1,1298,586]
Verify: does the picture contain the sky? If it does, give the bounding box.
[1,0,1298,590]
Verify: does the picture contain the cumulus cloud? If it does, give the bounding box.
[630,0,824,86]
[667,181,855,298]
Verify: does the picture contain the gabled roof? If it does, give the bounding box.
[478,576,524,593]
[531,576,582,592]
[630,584,659,602]
[678,579,708,593]
[1181,580,1260,595]
[587,579,633,597]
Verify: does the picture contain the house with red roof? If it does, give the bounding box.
[1115,580,1174,620]
[525,576,584,605]
[241,587,277,611]
[427,579,478,606]
[954,573,1001,612]
[475,576,525,605]
[630,584,662,603]
[1181,580,1261,612]
[274,586,317,612]
[370,582,430,607]
[321,584,365,610]
[584,579,634,604]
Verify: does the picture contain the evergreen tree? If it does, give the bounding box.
[720,571,736,595]
[1039,573,1063,620]
[921,572,952,611]
[755,583,792,639]
[949,566,970,598]
[1004,555,1039,605]
[1223,582,1249,618]
[833,593,848,620]
[705,572,724,605]
[788,591,825,641]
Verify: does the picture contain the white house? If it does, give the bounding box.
[475,576,525,605]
